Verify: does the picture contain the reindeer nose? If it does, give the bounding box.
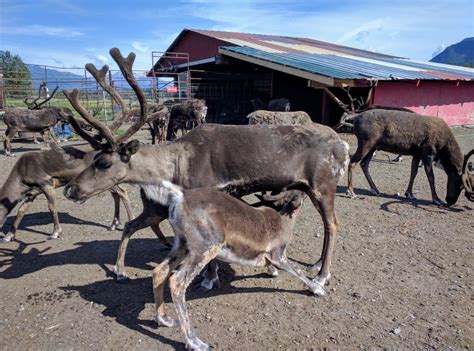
[64,184,79,200]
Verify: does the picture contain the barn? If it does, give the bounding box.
[148,29,474,126]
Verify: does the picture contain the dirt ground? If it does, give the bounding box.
[0,123,472,350]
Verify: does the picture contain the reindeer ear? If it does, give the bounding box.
[119,139,141,163]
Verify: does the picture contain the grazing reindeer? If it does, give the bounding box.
[166,99,207,141]
[63,49,349,295]
[0,143,133,241]
[151,182,319,350]
[345,109,474,206]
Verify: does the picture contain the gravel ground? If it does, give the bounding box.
[0,123,473,350]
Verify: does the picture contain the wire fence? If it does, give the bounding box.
[0,63,192,122]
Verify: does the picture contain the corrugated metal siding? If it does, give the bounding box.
[189,29,474,81]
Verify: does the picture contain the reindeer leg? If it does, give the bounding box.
[108,186,134,230]
[2,192,41,242]
[200,259,221,290]
[114,208,166,281]
[116,185,133,221]
[4,127,18,157]
[405,156,421,200]
[169,245,221,351]
[147,122,156,144]
[153,244,187,328]
[421,150,443,205]
[33,132,41,144]
[360,149,380,195]
[347,141,376,198]
[267,251,325,296]
[42,185,62,239]
[40,131,50,151]
[307,185,338,294]
[109,191,121,231]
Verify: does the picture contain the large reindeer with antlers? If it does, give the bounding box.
[2,86,72,156]
[62,48,350,296]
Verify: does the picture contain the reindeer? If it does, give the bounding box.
[60,47,350,296]
[128,103,170,144]
[2,86,72,156]
[247,110,311,125]
[251,97,291,112]
[151,182,318,350]
[0,142,133,242]
[166,99,207,141]
[344,109,474,206]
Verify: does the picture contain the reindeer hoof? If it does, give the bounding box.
[267,265,279,277]
[346,190,357,199]
[308,261,322,273]
[186,337,213,351]
[1,233,15,242]
[114,265,129,282]
[200,276,220,291]
[156,314,178,328]
[309,281,326,297]
[405,192,417,200]
[432,199,444,206]
[48,230,62,240]
[108,222,120,231]
[370,189,380,196]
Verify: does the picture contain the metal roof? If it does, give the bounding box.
[188,29,474,81]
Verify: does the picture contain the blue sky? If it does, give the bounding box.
[1,0,473,71]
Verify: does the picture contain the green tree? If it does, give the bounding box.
[1,50,32,98]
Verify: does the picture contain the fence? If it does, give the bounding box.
[0,62,193,122]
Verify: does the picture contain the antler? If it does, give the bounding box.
[24,86,58,110]
[63,88,118,149]
[462,149,474,201]
[84,63,128,132]
[109,47,148,144]
[63,47,148,150]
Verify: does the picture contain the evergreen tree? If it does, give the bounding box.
[0,50,32,98]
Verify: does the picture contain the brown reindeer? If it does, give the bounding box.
[344,109,474,206]
[2,86,72,156]
[60,48,349,296]
[151,182,314,350]
[166,99,207,141]
[0,142,133,242]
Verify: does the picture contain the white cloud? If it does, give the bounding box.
[131,41,150,54]
[2,24,83,38]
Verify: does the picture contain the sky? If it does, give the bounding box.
[1,0,473,72]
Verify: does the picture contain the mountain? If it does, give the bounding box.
[27,64,84,89]
[430,37,474,67]
[1,50,156,90]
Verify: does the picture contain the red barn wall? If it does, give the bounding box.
[374,80,474,126]
[170,32,231,64]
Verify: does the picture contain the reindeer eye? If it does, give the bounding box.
[95,158,112,170]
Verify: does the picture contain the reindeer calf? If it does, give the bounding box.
[151,181,321,351]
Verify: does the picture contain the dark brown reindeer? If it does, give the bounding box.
[61,49,350,296]
[151,182,315,350]
[251,97,291,112]
[166,99,207,141]
[0,142,133,242]
[344,109,474,206]
[3,86,72,156]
